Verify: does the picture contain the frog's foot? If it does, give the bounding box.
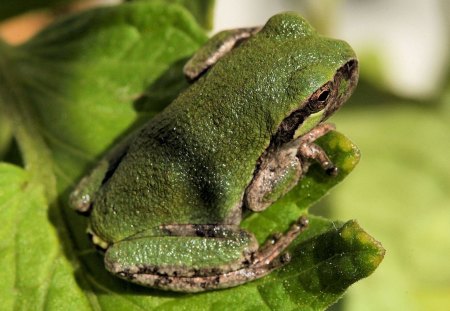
[297,123,338,176]
[104,217,308,292]
[252,216,308,267]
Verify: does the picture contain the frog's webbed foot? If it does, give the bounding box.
[297,123,338,176]
[104,217,308,292]
[183,27,261,81]
[250,215,309,267]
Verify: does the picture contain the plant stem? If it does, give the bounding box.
[0,40,56,201]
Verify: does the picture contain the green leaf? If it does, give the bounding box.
[170,0,215,30]
[258,217,385,310]
[0,2,206,309]
[132,0,216,30]
[0,2,383,310]
[0,163,92,310]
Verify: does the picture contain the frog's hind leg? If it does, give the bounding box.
[104,217,308,292]
[104,224,258,291]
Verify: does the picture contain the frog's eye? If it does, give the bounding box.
[317,90,330,102]
[307,88,330,113]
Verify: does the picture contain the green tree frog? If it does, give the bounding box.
[70,12,358,292]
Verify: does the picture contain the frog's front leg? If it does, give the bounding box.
[245,123,336,212]
[297,123,338,176]
[70,160,110,213]
[70,137,131,213]
[104,217,308,292]
[183,27,261,81]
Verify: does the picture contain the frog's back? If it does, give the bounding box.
[90,56,285,242]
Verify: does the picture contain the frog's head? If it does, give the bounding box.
[258,12,359,139]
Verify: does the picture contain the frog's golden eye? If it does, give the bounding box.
[317,90,330,102]
[307,88,330,113]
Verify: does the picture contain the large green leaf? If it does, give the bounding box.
[0,2,383,310]
[132,0,216,29]
[0,163,92,310]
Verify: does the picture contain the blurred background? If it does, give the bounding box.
[1,0,449,310]
[212,1,450,310]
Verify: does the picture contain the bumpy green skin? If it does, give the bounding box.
[104,226,258,274]
[89,13,356,245]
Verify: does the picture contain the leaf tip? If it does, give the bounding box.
[340,220,385,274]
